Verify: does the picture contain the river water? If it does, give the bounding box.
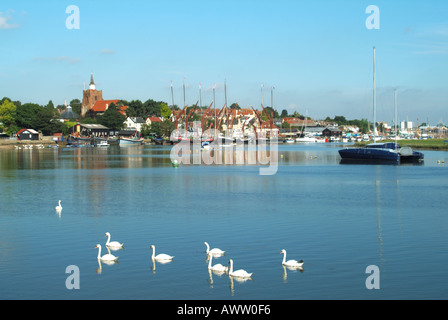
[0,143,447,300]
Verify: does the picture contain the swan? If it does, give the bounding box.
[228,259,252,278]
[204,242,225,256]
[105,232,124,248]
[280,249,304,268]
[208,254,228,273]
[95,244,118,262]
[150,245,174,261]
[55,200,62,214]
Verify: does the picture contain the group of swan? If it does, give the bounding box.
[204,242,252,278]
[95,232,124,262]
[92,234,303,276]
[15,144,45,150]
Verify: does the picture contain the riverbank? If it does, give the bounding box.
[355,139,448,151]
[0,138,58,149]
[0,137,157,149]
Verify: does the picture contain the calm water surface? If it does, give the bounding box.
[0,143,447,300]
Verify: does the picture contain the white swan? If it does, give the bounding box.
[280,249,304,268]
[55,200,62,214]
[208,254,229,273]
[95,244,118,262]
[150,245,174,261]
[228,259,252,278]
[204,242,225,256]
[105,232,124,248]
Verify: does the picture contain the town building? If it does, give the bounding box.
[81,74,128,117]
[81,74,103,117]
[17,129,40,140]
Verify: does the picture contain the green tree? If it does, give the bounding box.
[0,99,17,132]
[160,102,172,119]
[281,109,288,118]
[143,99,162,116]
[70,99,82,116]
[145,119,174,137]
[126,100,144,118]
[15,103,41,129]
[99,103,126,131]
[334,115,347,124]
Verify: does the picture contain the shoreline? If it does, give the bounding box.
[354,139,448,151]
[0,139,58,149]
[1,138,447,151]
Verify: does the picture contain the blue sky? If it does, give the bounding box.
[1,0,447,125]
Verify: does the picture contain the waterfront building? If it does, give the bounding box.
[81,74,128,117]
[17,129,40,140]
[124,117,146,132]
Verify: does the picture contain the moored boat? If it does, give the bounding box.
[97,140,109,147]
[118,137,144,146]
[339,142,400,162]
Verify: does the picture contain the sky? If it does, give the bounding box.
[1,0,447,125]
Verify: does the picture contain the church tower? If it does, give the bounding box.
[81,73,103,117]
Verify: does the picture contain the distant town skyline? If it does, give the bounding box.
[1,0,447,125]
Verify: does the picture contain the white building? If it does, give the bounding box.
[124,117,146,132]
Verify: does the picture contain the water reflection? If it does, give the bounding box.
[281,265,304,283]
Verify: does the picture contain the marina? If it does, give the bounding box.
[0,143,447,299]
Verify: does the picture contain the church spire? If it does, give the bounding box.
[89,73,96,90]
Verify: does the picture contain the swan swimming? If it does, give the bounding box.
[95,244,118,262]
[204,242,225,256]
[208,254,229,273]
[55,200,62,214]
[150,245,174,261]
[105,232,124,248]
[280,249,304,268]
[228,259,252,279]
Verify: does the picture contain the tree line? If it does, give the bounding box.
[0,97,173,137]
[0,95,370,137]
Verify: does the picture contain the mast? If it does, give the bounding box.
[199,83,202,107]
[224,79,227,108]
[395,88,398,150]
[213,84,216,137]
[261,84,264,106]
[373,46,377,143]
[183,78,186,108]
[170,80,174,108]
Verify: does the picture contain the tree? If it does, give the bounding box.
[333,115,347,124]
[160,102,172,119]
[98,103,126,131]
[230,103,241,110]
[70,99,82,116]
[0,99,17,134]
[143,99,163,117]
[281,109,288,118]
[46,100,55,110]
[15,103,41,129]
[126,100,144,118]
[0,99,17,130]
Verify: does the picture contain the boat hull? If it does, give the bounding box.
[118,137,144,146]
[338,147,400,162]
